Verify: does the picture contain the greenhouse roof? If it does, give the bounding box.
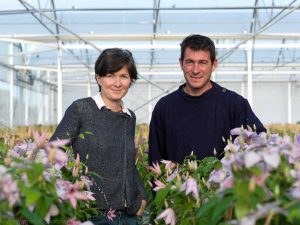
[1,0,300,86]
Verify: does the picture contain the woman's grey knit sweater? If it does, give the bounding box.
[50,97,147,215]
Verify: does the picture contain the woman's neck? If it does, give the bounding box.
[100,93,122,112]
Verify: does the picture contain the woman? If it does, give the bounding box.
[50,48,147,224]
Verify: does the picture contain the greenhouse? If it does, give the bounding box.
[1,0,300,225]
[0,0,300,127]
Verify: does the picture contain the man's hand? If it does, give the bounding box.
[136,199,147,216]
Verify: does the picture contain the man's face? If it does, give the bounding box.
[179,47,217,96]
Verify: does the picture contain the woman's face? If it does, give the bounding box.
[97,65,131,103]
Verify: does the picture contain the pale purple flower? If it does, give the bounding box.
[221,154,236,172]
[11,141,36,157]
[180,178,199,201]
[230,127,243,136]
[295,133,300,147]
[44,204,59,224]
[290,187,300,199]
[156,208,176,225]
[244,151,261,168]
[107,208,117,221]
[167,168,179,182]
[224,143,240,153]
[289,134,300,162]
[239,202,284,225]
[262,151,280,169]
[0,174,19,207]
[208,169,227,184]
[153,179,166,192]
[0,165,7,175]
[149,162,162,176]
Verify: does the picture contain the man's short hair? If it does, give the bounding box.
[180,34,216,63]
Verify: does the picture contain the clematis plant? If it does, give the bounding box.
[142,127,300,225]
[0,131,97,225]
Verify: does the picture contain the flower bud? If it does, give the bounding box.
[75,153,80,167]
[72,166,79,177]
[248,177,256,192]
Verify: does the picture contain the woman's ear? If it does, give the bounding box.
[95,74,101,85]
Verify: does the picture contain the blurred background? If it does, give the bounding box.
[1,0,300,128]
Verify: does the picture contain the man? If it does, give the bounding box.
[148,34,266,164]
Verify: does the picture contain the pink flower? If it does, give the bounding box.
[253,171,269,187]
[220,176,234,190]
[62,182,92,209]
[107,208,117,221]
[153,179,166,192]
[161,160,176,171]
[33,131,48,148]
[149,162,162,176]
[180,178,199,201]
[156,208,176,225]
[66,218,81,225]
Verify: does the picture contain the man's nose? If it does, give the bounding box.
[192,64,200,74]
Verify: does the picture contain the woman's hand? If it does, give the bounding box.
[136,199,147,216]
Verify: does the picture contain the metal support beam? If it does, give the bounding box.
[288,81,292,123]
[24,83,29,126]
[57,40,63,123]
[247,42,253,106]
[8,42,14,128]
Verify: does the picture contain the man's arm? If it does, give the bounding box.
[235,97,266,133]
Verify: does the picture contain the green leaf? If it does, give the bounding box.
[196,197,219,218]
[211,196,234,224]
[20,208,45,225]
[235,200,250,219]
[155,188,169,207]
[23,186,42,206]
[79,133,85,139]
[35,196,54,218]
[0,217,19,225]
[84,131,93,135]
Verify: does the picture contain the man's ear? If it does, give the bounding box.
[212,59,218,71]
[179,58,184,69]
